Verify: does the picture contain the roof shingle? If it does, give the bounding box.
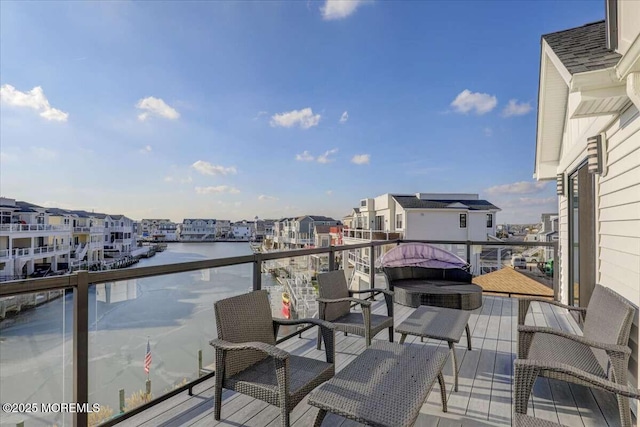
[542,20,621,75]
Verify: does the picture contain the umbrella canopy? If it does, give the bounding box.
[375,243,470,270]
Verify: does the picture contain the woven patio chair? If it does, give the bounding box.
[210,290,336,427]
[513,359,640,426]
[517,285,636,427]
[316,270,394,349]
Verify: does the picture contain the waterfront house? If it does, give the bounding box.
[533,0,640,398]
[139,219,172,238]
[231,220,253,240]
[177,218,217,241]
[103,215,137,257]
[0,198,71,279]
[272,215,340,249]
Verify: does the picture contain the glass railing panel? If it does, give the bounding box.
[469,243,555,296]
[87,263,251,423]
[0,289,73,427]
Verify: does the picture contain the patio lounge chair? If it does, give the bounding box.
[517,285,636,427]
[513,359,640,426]
[210,290,336,427]
[316,270,394,349]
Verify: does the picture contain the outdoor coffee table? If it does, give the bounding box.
[308,341,449,427]
[396,305,472,392]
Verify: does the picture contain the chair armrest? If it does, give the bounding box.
[517,325,631,359]
[273,317,335,330]
[274,318,336,364]
[349,288,394,296]
[317,297,371,307]
[518,297,586,325]
[514,359,640,399]
[209,338,289,360]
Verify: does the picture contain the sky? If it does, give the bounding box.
[0,0,605,224]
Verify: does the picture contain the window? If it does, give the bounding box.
[395,213,403,229]
[459,214,467,228]
[486,214,493,228]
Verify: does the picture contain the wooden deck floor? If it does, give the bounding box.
[116,295,624,427]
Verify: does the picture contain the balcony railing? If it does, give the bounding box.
[0,224,71,232]
[0,239,557,427]
[343,228,403,241]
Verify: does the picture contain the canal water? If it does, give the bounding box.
[0,243,281,427]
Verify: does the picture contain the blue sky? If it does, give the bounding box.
[0,0,604,224]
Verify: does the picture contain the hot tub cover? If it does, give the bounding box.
[376,243,470,270]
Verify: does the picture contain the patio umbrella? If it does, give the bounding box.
[375,243,470,270]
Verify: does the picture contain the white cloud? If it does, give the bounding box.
[0,84,69,122]
[317,148,338,164]
[270,108,321,129]
[339,111,349,123]
[485,181,548,195]
[501,197,557,208]
[139,145,152,154]
[191,160,237,176]
[0,152,16,163]
[326,190,333,196]
[351,154,370,165]
[30,147,58,160]
[136,96,180,121]
[164,175,193,184]
[295,151,315,162]
[253,111,268,120]
[321,0,364,20]
[450,89,497,115]
[502,99,532,117]
[484,127,493,137]
[195,186,240,195]
[258,195,278,201]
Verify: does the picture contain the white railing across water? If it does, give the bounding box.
[0,224,71,232]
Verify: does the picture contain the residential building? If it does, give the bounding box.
[342,193,500,286]
[177,219,217,241]
[0,198,71,278]
[103,215,136,257]
[272,215,340,249]
[140,219,172,238]
[231,221,252,240]
[533,1,640,391]
[343,193,500,242]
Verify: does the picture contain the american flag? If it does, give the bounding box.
[144,340,152,374]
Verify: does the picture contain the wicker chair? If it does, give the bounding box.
[517,285,636,427]
[316,270,394,349]
[513,359,640,426]
[210,290,336,427]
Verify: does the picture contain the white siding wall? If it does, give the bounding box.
[558,104,640,388]
[404,210,493,241]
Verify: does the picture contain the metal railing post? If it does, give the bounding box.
[328,247,335,271]
[369,243,375,289]
[553,243,559,301]
[73,271,89,427]
[466,241,471,264]
[253,253,262,291]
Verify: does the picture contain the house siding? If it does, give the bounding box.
[598,106,640,385]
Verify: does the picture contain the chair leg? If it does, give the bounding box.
[617,393,632,427]
[317,327,322,350]
[448,341,458,392]
[437,372,447,412]
[314,409,327,427]
[214,383,222,420]
[280,405,291,427]
[465,324,472,350]
[388,326,394,343]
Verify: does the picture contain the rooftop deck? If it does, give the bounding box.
[116,295,623,427]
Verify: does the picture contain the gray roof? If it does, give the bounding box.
[393,195,499,211]
[543,21,621,75]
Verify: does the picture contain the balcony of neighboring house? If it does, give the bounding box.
[73,226,105,235]
[342,226,403,241]
[0,244,71,259]
[0,224,71,234]
[0,238,630,427]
